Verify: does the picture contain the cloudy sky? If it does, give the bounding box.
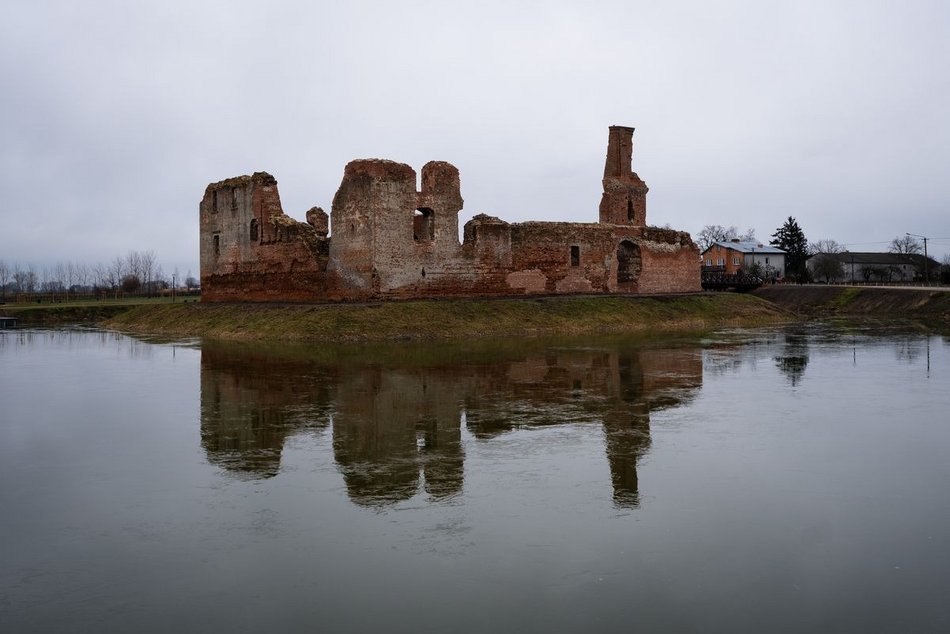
[2,0,948,278]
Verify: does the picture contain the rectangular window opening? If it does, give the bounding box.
[414,208,435,243]
[570,245,580,267]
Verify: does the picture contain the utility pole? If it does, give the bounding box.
[906,232,929,284]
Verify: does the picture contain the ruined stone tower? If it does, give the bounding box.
[599,125,649,226]
[199,125,700,301]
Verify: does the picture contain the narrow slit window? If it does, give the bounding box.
[250,219,259,242]
[570,245,580,267]
[213,234,220,257]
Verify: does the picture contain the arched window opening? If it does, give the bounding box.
[249,218,259,242]
[617,240,642,284]
[413,208,434,243]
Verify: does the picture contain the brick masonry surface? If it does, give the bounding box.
[199,127,701,302]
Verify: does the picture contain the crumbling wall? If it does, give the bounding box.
[329,159,413,297]
[199,172,328,302]
[599,126,649,226]
[633,227,702,294]
[507,222,616,294]
[199,126,701,302]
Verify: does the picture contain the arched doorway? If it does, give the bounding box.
[617,240,642,286]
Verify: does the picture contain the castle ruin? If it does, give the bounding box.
[199,126,700,301]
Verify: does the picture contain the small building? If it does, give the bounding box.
[701,240,786,279]
[809,252,939,283]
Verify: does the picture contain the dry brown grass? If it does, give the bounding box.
[105,293,792,343]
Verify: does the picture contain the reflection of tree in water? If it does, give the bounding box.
[199,340,702,508]
[774,332,810,386]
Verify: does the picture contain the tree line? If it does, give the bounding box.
[0,251,198,302]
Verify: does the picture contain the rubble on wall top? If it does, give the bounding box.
[343,159,416,180]
[205,171,277,194]
[466,213,509,226]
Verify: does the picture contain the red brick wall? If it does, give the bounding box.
[701,244,744,274]
[199,172,329,302]
[199,127,701,303]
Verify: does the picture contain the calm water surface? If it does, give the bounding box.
[1,324,948,632]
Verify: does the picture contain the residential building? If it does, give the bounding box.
[809,252,940,283]
[700,240,786,278]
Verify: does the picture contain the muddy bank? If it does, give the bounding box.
[752,285,950,319]
[1,303,142,325]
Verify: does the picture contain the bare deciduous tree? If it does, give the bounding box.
[808,239,843,255]
[808,239,846,283]
[695,225,757,251]
[889,235,922,254]
[6,252,170,300]
[74,262,91,289]
[140,250,157,295]
[811,254,845,283]
[0,260,9,301]
[13,265,37,294]
[108,257,126,297]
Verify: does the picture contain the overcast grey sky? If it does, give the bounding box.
[2,0,948,278]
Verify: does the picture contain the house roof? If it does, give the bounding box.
[703,241,786,255]
[819,252,939,267]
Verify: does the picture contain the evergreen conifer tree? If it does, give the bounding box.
[770,216,809,282]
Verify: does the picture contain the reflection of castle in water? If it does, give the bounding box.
[199,350,334,478]
[200,341,702,507]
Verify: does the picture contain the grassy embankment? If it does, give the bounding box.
[1,297,190,325]
[9,286,948,342]
[102,294,791,343]
[752,285,950,322]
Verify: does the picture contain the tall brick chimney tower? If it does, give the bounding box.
[599,125,649,226]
